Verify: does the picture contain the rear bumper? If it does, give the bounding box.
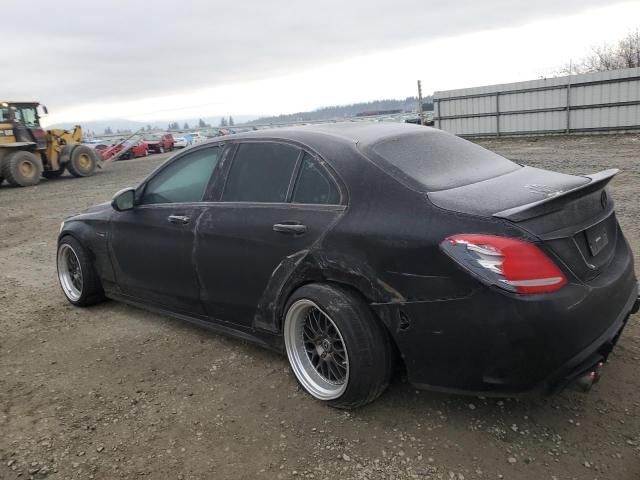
[543,282,638,394]
[372,239,638,396]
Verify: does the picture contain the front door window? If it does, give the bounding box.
[141,147,221,205]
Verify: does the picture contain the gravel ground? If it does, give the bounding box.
[1,135,639,480]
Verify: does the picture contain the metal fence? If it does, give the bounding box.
[433,67,640,136]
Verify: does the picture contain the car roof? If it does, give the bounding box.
[211,122,439,149]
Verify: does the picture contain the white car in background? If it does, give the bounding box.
[190,132,206,144]
[173,136,189,148]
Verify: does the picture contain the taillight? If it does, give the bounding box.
[440,234,567,294]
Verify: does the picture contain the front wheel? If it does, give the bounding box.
[283,283,393,409]
[67,145,97,177]
[57,236,105,306]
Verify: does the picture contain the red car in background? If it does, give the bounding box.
[93,142,122,160]
[143,133,175,153]
[120,139,149,160]
[93,139,148,161]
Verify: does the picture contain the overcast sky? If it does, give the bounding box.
[3,0,639,125]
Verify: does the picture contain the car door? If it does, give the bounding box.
[196,142,346,328]
[109,145,223,315]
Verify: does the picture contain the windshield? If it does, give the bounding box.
[143,135,161,141]
[14,105,39,127]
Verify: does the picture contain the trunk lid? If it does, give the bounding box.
[428,166,619,282]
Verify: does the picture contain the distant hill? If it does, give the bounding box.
[45,97,433,136]
[248,97,431,125]
[46,119,149,137]
[47,115,258,136]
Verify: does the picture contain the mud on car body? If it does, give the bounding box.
[57,123,639,408]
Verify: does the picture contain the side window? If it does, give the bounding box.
[292,154,341,205]
[141,147,221,205]
[222,142,299,202]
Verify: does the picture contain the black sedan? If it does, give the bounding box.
[57,123,639,408]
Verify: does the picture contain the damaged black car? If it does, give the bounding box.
[57,123,639,408]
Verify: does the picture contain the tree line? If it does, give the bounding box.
[559,29,640,74]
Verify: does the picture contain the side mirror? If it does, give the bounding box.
[111,187,136,212]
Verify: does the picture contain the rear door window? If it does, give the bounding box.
[222,142,300,203]
[292,154,341,205]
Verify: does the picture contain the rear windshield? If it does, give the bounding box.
[367,131,520,191]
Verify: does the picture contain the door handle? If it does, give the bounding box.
[168,214,191,225]
[273,223,306,235]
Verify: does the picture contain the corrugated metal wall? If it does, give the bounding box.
[433,67,640,136]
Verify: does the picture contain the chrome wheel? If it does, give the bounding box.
[284,299,349,400]
[57,244,83,301]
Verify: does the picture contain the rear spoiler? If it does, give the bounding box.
[494,169,619,222]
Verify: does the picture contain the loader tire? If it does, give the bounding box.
[67,145,97,177]
[2,151,43,187]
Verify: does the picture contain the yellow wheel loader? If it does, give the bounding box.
[0,101,99,187]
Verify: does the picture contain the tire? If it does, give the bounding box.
[0,176,4,185]
[42,167,65,179]
[283,283,393,409]
[67,145,97,177]
[159,146,165,154]
[56,236,105,307]
[2,150,43,187]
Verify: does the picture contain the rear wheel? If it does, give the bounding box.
[57,236,105,306]
[2,150,43,187]
[283,283,393,409]
[67,145,97,177]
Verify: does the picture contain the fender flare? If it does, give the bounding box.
[253,249,405,334]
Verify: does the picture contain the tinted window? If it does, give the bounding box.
[292,154,341,204]
[222,142,299,202]
[369,130,519,191]
[141,147,220,205]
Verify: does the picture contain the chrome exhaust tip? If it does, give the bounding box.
[571,362,604,393]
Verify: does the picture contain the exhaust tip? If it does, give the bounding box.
[571,362,604,393]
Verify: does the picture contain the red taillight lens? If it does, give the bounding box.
[440,234,567,294]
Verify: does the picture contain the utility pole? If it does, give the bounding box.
[566,59,572,134]
[417,80,425,126]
